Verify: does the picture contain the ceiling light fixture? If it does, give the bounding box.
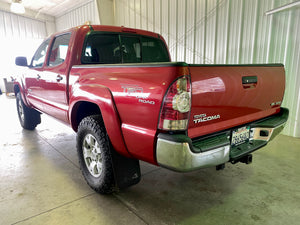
[10,0,25,14]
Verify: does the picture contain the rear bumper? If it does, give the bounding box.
[156,107,289,172]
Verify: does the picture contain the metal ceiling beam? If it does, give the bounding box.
[265,1,300,15]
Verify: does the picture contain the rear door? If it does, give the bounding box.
[188,65,285,139]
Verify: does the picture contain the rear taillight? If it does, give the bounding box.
[158,75,191,131]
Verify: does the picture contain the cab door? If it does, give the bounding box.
[39,33,72,123]
[25,39,50,111]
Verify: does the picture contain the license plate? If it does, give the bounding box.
[231,126,250,146]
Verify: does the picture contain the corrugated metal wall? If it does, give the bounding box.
[56,0,100,31]
[0,10,46,39]
[115,0,300,137]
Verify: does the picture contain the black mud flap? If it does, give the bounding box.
[110,149,141,190]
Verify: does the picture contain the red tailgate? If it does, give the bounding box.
[188,65,285,139]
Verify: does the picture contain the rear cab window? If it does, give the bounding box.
[81,32,170,64]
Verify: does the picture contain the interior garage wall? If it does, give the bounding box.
[114,0,300,138]
[55,0,100,31]
[0,10,47,39]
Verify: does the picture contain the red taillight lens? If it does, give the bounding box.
[158,76,191,131]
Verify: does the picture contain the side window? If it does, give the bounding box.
[82,34,120,64]
[48,33,71,67]
[120,36,141,63]
[31,39,50,67]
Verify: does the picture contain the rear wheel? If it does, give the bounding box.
[77,115,115,194]
[16,92,41,130]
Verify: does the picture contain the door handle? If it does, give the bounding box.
[56,75,63,82]
[37,74,41,80]
[242,76,257,89]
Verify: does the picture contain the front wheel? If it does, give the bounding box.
[16,92,41,130]
[76,115,115,194]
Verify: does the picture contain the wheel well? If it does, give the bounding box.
[71,101,101,131]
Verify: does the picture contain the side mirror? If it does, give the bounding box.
[15,57,28,67]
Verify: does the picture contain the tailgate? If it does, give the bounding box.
[188,64,285,139]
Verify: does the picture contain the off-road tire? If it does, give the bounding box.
[76,115,115,194]
[16,92,41,130]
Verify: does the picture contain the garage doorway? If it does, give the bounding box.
[0,38,43,94]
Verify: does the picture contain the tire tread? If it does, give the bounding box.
[77,115,115,194]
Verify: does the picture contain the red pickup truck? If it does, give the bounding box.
[14,25,288,194]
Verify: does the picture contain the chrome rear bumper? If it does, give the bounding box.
[156,108,289,172]
[156,137,230,172]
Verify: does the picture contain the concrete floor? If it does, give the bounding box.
[0,94,300,225]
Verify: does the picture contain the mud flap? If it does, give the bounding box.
[110,149,141,190]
